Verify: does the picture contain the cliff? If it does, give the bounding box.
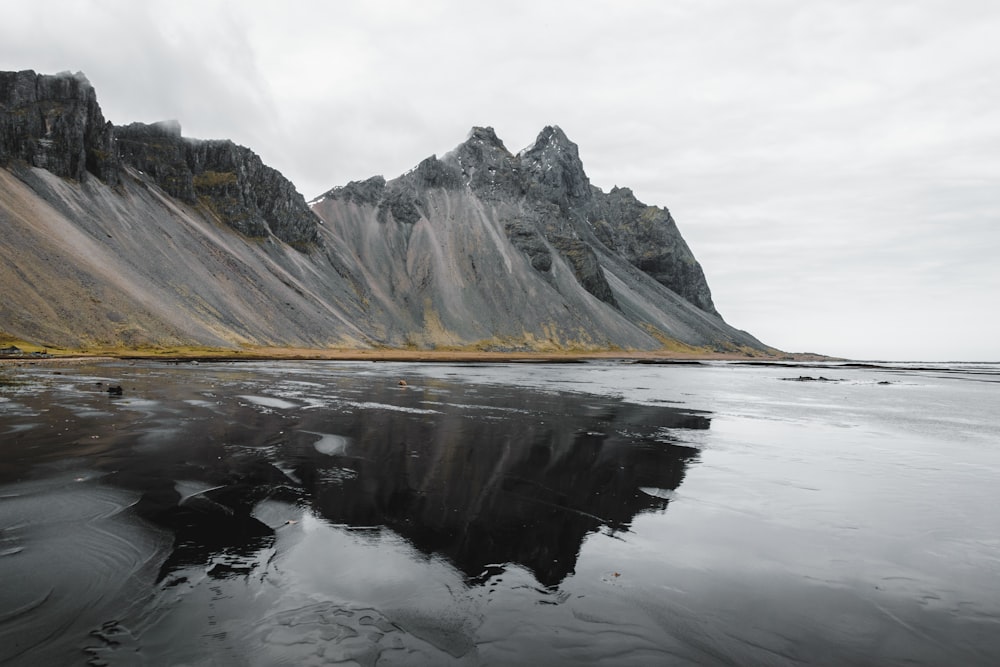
[0,70,318,246]
[115,120,318,246]
[0,70,117,183]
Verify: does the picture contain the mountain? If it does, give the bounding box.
[0,69,769,354]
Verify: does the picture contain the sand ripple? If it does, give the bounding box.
[0,476,166,664]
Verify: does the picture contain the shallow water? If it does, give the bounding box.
[1,359,998,665]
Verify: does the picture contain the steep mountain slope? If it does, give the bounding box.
[1,70,768,353]
[0,165,370,348]
[311,126,764,351]
[1,70,365,349]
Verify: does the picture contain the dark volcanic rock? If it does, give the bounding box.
[446,126,522,200]
[318,175,387,205]
[503,218,552,272]
[115,121,192,198]
[0,70,771,353]
[412,155,464,191]
[0,70,319,247]
[314,124,731,324]
[512,127,617,305]
[0,70,118,183]
[308,124,765,353]
[519,125,593,208]
[549,235,618,307]
[116,122,320,246]
[590,186,718,316]
[517,128,718,316]
[377,184,422,225]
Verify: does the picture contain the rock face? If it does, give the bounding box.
[0,70,118,183]
[311,125,756,351]
[116,121,319,246]
[0,70,318,246]
[319,126,718,316]
[590,185,718,316]
[0,70,770,354]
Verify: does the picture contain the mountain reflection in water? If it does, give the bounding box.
[127,377,706,587]
[284,393,703,587]
[0,361,707,665]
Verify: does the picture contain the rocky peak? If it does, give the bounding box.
[443,126,510,168]
[522,124,573,152]
[446,126,508,166]
[311,124,722,317]
[465,125,507,150]
[518,125,591,205]
[316,175,387,206]
[440,126,521,200]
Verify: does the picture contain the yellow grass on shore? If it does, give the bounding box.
[0,344,834,366]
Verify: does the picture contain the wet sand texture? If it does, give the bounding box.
[2,360,999,665]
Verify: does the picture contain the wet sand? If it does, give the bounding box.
[1,359,997,665]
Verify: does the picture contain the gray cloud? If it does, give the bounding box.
[2,0,998,359]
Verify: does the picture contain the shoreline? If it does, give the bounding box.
[0,347,836,366]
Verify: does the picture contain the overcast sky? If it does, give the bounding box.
[3,0,998,360]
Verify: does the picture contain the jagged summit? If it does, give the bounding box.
[464,126,508,150]
[313,175,387,206]
[310,124,757,350]
[519,126,591,204]
[313,124,727,320]
[519,126,581,165]
[517,124,572,155]
[439,126,516,191]
[522,125,580,160]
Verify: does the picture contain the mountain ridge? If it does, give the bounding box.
[1,69,771,355]
[316,125,720,318]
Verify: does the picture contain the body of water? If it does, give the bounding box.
[1,359,998,665]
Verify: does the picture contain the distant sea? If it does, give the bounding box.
[1,359,998,665]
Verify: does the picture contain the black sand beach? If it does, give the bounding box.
[2,359,998,665]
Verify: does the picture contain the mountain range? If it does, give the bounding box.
[0,69,770,355]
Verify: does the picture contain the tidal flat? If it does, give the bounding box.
[1,359,998,665]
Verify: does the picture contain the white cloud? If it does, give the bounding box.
[2,0,998,359]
